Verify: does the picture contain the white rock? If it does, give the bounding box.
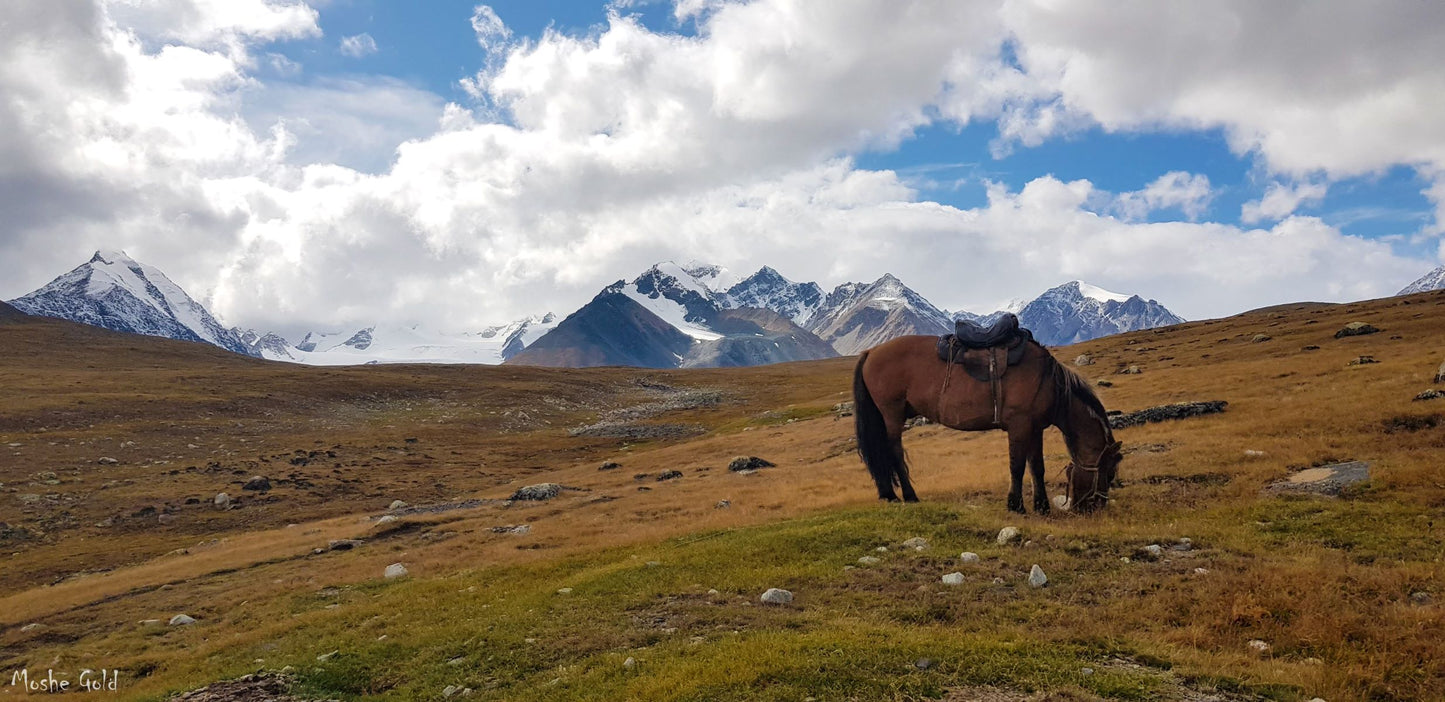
[1028,565,1048,588]
[168,614,195,626]
[1244,450,1266,458]
[959,552,980,564]
[1194,568,1211,575]
[760,588,793,605]
[214,492,230,508]
[1247,639,1271,655]
[1143,544,1164,559]
[707,589,720,595]
[19,623,42,632]
[389,500,408,511]
[623,657,637,669]
[941,572,965,585]
[317,650,339,662]
[384,563,408,579]
[857,556,880,565]
[901,537,928,550]
[997,526,1022,545]
[874,546,889,553]
[556,588,573,595]
[442,685,457,697]
[1051,494,1070,510]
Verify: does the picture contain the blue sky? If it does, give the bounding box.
[3,0,1444,330]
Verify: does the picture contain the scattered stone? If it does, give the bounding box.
[97,457,118,465]
[20,623,42,633]
[1267,460,1371,496]
[1028,565,1047,588]
[858,556,881,565]
[1347,355,1379,366]
[646,561,661,567]
[1435,360,1445,384]
[1074,354,1094,366]
[1172,538,1193,551]
[901,537,929,550]
[1081,667,1095,676]
[388,500,408,511]
[656,470,683,481]
[941,572,965,586]
[728,456,775,472]
[214,492,230,509]
[328,539,363,551]
[904,416,932,428]
[375,515,399,526]
[875,545,889,553]
[1194,568,1211,575]
[1414,389,1444,401]
[170,673,298,701]
[1244,450,1266,458]
[1108,400,1227,429]
[1251,334,1272,343]
[242,476,271,491]
[442,685,458,698]
[1118,365,1142,375]
[960,552,980,564]
[633,473,651,481]
[1411,591,1432,605]
[510,483,563,501]
[317,650,339,662]
[1246,639,1272,656]
[623,657,637,670]
[1334,322,1380,338]
[492,524,531,535]
[997,526,1022,545]
[1096,380,1114,387]
[715,500,731,509]
[915,658,935,670]
[169,614,196,626]
[556,588,573,595]
[1301,344,1320,351]
[158,513,176,525]
[1140,544,1164,560]
[598,461,621,471]
[1052,494,1069,510]
[383,563,408,579]
[760,588,793,605]
[833,401,855,417]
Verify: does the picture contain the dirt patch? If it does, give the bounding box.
[171,673,331,702]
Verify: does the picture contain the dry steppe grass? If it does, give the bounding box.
[1,291,1443,700]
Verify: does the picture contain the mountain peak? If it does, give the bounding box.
[1398,265,1445,295]
[90,249,136,265]
[1052,280,1132,304]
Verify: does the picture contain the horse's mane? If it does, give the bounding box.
[1048,352,1113,454]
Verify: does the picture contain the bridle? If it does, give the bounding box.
[1065,441,1118,507]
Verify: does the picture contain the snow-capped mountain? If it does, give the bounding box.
[1015,281,1185,346]
[7,250,255,356]
[1398,266,1445,295]
[240,313,560,365]
[724,266,825,327]
[805,274,954,355]
[507,262,838,368]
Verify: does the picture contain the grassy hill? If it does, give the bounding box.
[2,291,1443,700]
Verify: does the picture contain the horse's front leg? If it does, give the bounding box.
[1006,431,1027,514]
[1027,428,1050,515]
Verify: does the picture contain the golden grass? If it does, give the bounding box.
[2,291,1444,700]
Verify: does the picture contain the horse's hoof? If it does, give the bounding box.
[880,495,901,503]
[1007,495,1024,514]
[1034,499,1051,515]
[903,496,920,504]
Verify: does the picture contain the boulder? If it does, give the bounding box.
[960,552,980,564]
[1347,355,1379,366]
[1436,360,1445,384]
[1074,354,1094,366]
[760,588,793,605]
[509,483,562,501]
[598,461,621,471]
[384,563,408,579]
[715,500,731,509]
[833,401,855,417]
[1414,389,1444,401]
[241,476,271,491]
[728,456,775,472]
[1118,365,1142,375]
[941,572,965,585]
[1251,334,1272,343]
[997,526,1022,545]
[857,556,880,565]
[169,614,196,626]
[1334,322,1380,338]
[656,470,683,481]
[213,492,230,509]
[1028,565,1048,588]
[1108,401,1227,429]
[388,500,408,511]
[900,537,928,550]
[97,457,118,465]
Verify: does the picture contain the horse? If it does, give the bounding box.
[852,334,1121,513]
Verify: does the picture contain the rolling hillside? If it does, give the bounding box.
[2,290,1444,700]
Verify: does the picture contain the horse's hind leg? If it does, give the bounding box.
[893,438,919,503]
[1027,428,1050,514]
[1006,430,1028,514]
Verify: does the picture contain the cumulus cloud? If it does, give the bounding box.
[338,33,377,58]
[1114,171,1214,221]
[0,0,1440,338]
[1241,181,1329,224]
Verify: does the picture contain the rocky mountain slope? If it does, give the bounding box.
[1398,265,1445,295]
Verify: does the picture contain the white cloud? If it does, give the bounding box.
[1114,171,1214,221]
[0,0,1440,338]
[1241,181,1329,224]
[338,32,377,58]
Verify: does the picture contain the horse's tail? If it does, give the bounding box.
[854,351,904,500]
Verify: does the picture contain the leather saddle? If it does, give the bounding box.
[936,313,1034,383]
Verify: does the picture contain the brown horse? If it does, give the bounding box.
[853,335,1121,513]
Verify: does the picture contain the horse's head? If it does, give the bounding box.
[1062,440,1121,512]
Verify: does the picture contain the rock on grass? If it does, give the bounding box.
[760,588,793,604]
[1334,321,1380,338]
[728,456,775,472]
[510,483,563,501]
[1108,401,1227,429]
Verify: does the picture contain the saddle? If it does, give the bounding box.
[936,313,1036,425]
